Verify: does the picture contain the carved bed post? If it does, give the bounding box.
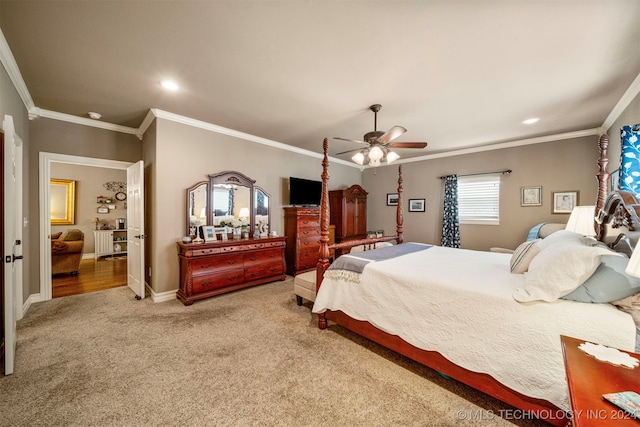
[595,133,610,240]
[396,165,404,243]
[317,138,330,330]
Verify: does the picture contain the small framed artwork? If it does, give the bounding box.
[97,205,109,214]
[202,225,217,242]
[386,193,399,206]
[521,186,542,206]
[408,199,425,212]
[552,191,578,214]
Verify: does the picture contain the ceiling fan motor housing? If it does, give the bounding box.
[364,130,385,142]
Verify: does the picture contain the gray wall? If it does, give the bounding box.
[28,118,142,295]
[363,134,602,251]
[0,60,31,302]
[147,118,362,295]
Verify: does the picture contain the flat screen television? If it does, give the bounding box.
[289,177,322,206]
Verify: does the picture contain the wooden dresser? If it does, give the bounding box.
[329,184,368,242]
[176,236,286,305]
[284,207,321,276]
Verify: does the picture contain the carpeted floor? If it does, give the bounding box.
[0,278,549,426]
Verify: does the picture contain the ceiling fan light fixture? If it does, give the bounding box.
[386,151,400,164]
[368,145,384,161]
[369,158,381,167]
[352,152,365,165]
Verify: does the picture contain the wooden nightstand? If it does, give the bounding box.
[561,335,639,426]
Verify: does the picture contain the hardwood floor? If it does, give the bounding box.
[52,256,127,298]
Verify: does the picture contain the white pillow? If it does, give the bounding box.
[510,239,541,274]
[513,235,621,302]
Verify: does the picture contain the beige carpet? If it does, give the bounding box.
[0,278,549,426]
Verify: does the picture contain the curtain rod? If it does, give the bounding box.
[438,169,512,179]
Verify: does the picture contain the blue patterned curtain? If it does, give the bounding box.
[441,175,460,248]
[620,124,640,196]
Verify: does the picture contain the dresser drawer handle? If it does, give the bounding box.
[227,259,239,265]
[248,256,258,261]
[200,280,214,288]
[222,247,235,252]
[199,264,213,269]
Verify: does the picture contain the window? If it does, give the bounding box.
[457,175,500,225]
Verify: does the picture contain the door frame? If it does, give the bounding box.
[39,152,133,301]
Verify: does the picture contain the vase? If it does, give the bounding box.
[233,227,242,239]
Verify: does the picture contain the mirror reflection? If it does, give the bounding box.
[187,181,208,236]
[255,187,270,237]
[186,171,271,240]
[212,184,251,230]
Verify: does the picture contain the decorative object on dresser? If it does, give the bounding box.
[176,236,286,305]
[329,184,367,242]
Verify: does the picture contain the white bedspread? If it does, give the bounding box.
[312,244,637,411]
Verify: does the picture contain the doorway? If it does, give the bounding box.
[40,153,133,301]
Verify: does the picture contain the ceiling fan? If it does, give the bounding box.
[334,104,428,166]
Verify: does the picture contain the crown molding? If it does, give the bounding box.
[149,109,357,168]
[394,128,600,164]
[601,71,640,132]
[36,109,138,135]
[0,29,35,112]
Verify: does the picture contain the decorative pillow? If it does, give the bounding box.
[513,235,621,302]
[535,229,596,251]
[510,239,541,274]
[561,255,640,303]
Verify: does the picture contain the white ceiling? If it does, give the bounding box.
[1,1,639,163]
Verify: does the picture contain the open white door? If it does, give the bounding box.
[127,160,145,299]
[3,115,23,375]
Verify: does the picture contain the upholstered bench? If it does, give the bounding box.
[293,242,394,305]
[294,270,317,305]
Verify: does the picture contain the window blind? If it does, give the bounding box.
[458,175,500,224]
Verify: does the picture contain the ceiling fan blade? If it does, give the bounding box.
[336,148,366,155]
[388,142,428,149]
[333,136,368,144]
[376,125,407,144]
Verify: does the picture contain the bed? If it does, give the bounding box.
[310,136,640,426]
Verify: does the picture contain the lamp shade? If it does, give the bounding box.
[368,146,383,161]
[352,152,365,165]
[565,205,596,236]
[386,151,400,164]
[239,207,250,218]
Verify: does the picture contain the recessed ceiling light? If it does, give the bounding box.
[522,117,540,125]
[88,112,102,120]
[159,80,179,91]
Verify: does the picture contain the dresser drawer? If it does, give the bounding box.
[245,263,285,281]
[192,269,244,293]
[297,227,320,240]
[298,236,320,253]
[192,254,243,273]
[298,247,319,268]
[297,217,320,229]
[244,249,283,268]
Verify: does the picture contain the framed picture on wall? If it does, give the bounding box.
[386,193,399,206]
[521,186,542,206]
[552,191,578,214]
[408,199,425,212]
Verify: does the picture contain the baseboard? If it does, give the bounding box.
[22,293,42,317]
[82,253,95,259]
[147,283,176,303]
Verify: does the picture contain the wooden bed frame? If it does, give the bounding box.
[313,134,639,427]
